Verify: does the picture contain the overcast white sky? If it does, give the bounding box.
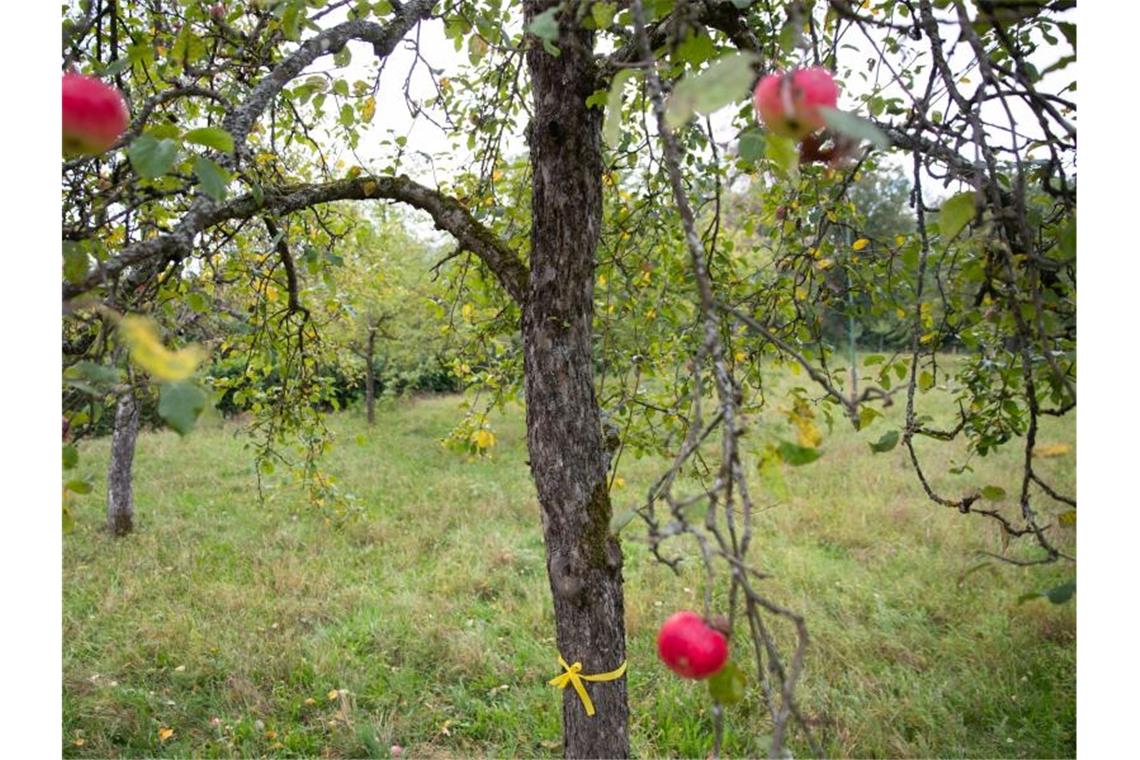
[303,3,1075,216]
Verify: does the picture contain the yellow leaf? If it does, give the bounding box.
[471,429,496,450]
[73,739,85,747]
[361,180,378,196]
[852,238,870,251]
[304,697,317,706]
[895,234,906,246]
[794,286,808,301]
[1033,443,1072,458]
[119,315,206,382]
[597,274,607,287]
[461,303,475,322]
[613,476,626,490]
[816,258,834,270]
[159,727,175,742]
[1058,510,1076,527]
[734,350,747,363]
[327,689,339,700]
[361,96,376,123]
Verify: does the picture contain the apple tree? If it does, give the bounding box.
[62,0,1075,756]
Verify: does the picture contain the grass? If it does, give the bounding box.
[63,362,1075,758]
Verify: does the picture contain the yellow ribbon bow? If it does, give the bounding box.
[548,655,628,717]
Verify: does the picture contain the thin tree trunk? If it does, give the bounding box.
[365,326,377,425]
[524,4,629,756]
[106,391,140,536]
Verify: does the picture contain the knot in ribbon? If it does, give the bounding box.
[548,655,627,717]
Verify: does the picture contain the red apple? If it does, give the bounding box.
[753,67,839,141]
[656,610,728,679]
[210,3,226,20]
[62,73,129,156]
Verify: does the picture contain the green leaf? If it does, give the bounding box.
[869,429,899,453]
[1055,218,1075,262]
[186,291,209,313]
[63,241,89,284]
[1057,21,1076,48]
[591,2,616,29]
[1045,580,1076,604]
[609,507,637,536]
[604,68,639,149]
[183,127,235,153]
[918,370,934,392]
[940,192,977,240]
[64,361,121,390]
[159,381,209,436]
[65,478,93,495]
[528,7,560,44]
[63,444,79,471]
[765,134,799,177]
[738,129,765,162]
[128,135,179,180]
[665,51,759,130]
[145,123,183,141]
[819,107,891,149]
[282,0,303,41]
[777,440,822,466]
[333,45,352,68]
[171,22,206,68]
[980,485,1006,501]
[676,30,715,66]
[708,661,746,705]
[857,406,880,431]
[193,157,230,201]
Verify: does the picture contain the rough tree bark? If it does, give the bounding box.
[523,3,629,756]
[106,391,140,536]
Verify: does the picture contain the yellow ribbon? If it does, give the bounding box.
[548,655,628,717]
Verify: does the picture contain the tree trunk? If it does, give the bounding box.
[365,326,377,426]
[523,4,629,757]
[106,391,140,536]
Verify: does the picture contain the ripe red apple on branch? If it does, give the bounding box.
[656,611,729,680]
[753,67,839,141]
[62,73,129,157]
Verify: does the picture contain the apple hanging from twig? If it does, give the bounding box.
[657,611,729,680]
[753,67,840,141]
[62,73,129,157]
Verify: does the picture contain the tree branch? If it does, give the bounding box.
[64,174,528,306]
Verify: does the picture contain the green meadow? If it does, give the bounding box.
[63,366,1075,758]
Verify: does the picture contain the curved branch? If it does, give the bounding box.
[63,174,528,306]
[222,0,437,167]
